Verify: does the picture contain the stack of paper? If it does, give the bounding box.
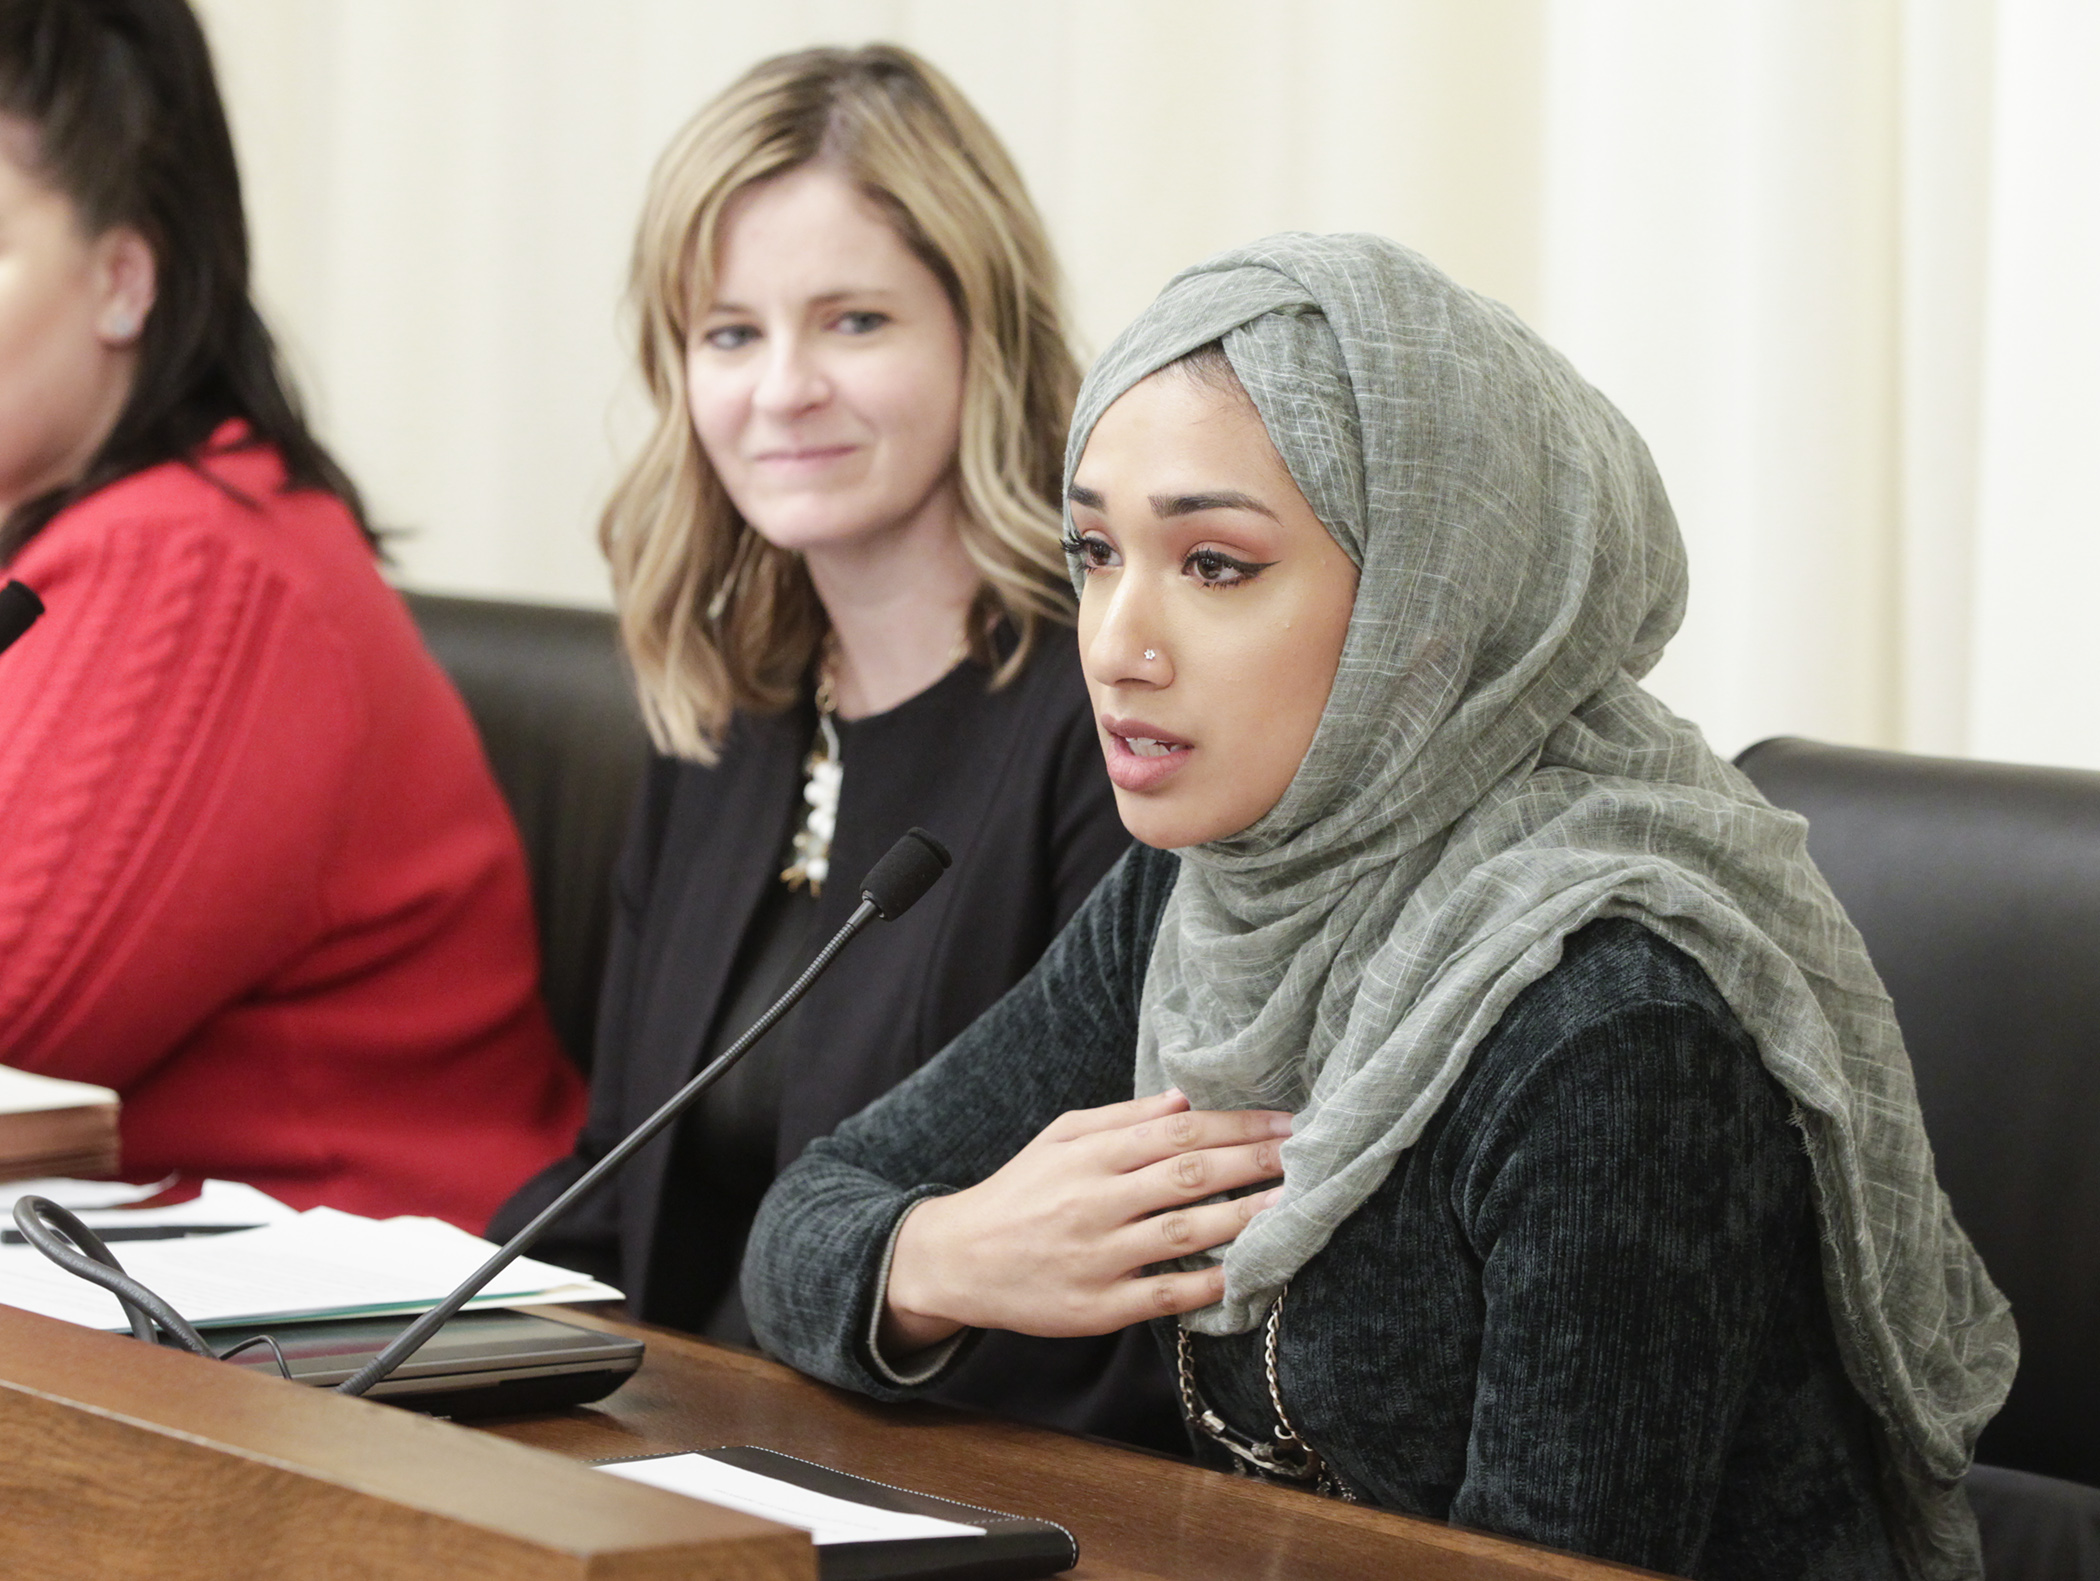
[0,1197,619,1332]
[0,1067,120,1182]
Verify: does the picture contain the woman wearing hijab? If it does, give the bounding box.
[741,233,2015,1580]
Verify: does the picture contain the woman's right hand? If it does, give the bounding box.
[878,1087,1290,1359]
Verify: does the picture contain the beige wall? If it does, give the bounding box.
[190,0,2100,769]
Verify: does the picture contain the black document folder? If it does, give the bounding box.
[597,1444,1078,1580]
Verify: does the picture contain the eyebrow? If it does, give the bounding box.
[1151,490,1280,521]
[705,288,899,316]
[1064,484,1280,523]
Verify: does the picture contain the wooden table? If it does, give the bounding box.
[482,1309,1663,1581]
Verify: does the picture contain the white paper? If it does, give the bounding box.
[13,1178,299,1231]
[0,1065,118,1114]
[0,1204,621,1330]
[0,1176,174,1213]
[597,1454,985,1546]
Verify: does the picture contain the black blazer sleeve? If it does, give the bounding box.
[486,754,681,1277]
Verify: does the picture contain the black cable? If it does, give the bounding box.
[11,1198,213,1353]
[213,1331,294,1381]
[11,1196,294,1377]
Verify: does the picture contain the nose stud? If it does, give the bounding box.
[1143,649,1157,661]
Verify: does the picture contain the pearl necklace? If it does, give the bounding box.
[780,670,844,894]
[780,628,969,895]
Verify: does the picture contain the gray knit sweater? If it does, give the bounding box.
[744,844,1903,1580]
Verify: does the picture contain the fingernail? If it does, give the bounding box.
[1162,1087,1186,1103]
[1264,1186,1286,1206]
[1268,1113,1293,1137]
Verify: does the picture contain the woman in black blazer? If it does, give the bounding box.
[493,46,1176,1451]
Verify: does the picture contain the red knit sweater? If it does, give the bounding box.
[0,428,586,1229]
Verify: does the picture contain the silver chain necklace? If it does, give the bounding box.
[1174,1284,1356,1500]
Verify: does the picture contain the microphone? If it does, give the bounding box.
[0,580,44,657]
[859,822,951,919]
[335,826,953,1398]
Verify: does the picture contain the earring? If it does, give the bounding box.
[107,314,139,340]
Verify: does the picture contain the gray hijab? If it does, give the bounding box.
[1065,234,2013,1579]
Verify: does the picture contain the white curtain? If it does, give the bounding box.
[191,0,2100,769]
[1540,0,2100,767]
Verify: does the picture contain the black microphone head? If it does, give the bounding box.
[0,580,44,656]
[860,827,952,920]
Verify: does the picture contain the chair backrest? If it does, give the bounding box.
[406,592,650,1074]
[1736,736,2100,1485]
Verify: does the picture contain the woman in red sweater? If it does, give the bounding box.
[0,0,584,1229]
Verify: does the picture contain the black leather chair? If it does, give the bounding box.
[1737,737,2100,1576]
[406,592,649,1074]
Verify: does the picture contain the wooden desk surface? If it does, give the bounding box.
[480,1309,1662,1581]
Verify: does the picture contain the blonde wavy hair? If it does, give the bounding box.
[603,44,1080,762]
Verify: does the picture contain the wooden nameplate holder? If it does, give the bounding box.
[0,1303,812,1579]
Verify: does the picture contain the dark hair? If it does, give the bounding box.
[1169,340,1248,399]
[0,0,370,562]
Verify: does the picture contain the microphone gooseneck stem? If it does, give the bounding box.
[336,894,881,1398]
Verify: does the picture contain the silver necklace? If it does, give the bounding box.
[1174,1284,1356,1500]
